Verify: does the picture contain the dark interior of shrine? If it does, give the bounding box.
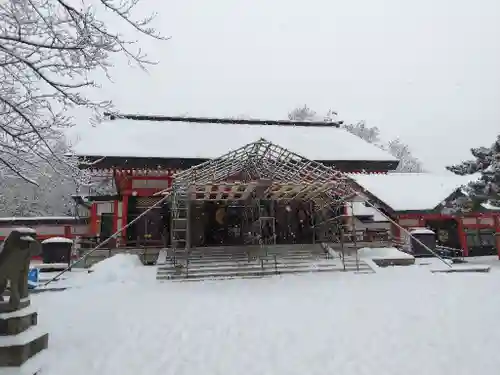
[126,197,343,248]
[189,200,325,247]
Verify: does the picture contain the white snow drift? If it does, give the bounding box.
[28,254,500,375]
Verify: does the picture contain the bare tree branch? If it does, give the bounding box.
[0,0,167,182]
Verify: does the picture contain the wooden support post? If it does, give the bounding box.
[311,201,316,244]
[457,217,469,257]
[495,215,500,260]
[90,203,99,236]
[113,200,119,248]
[121,195,129,246]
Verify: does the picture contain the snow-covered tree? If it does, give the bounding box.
[447,135,500,209]
[288,105,337,122]
[385,138,425,173]
[288,105,317,121]
[0,135,76,216]
[0,0,164,181]
[342,121,381,144]
[341,122,424,172]
[287,105,426,172]
[0,135,115,217]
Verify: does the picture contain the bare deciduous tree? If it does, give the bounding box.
[342,120,381,144]
[288,105,338,122]
[288,104,317,121]
[0,135,116,217]
[385,138,425,173]
[0,0,165,181]
[287,105,426,172]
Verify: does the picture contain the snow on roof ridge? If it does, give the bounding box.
[105,112,344,128]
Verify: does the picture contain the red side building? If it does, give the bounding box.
[350,173,500,257]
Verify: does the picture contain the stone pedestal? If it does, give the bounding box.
[0,299,49,374]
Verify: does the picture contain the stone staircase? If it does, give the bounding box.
[156,244,374,281]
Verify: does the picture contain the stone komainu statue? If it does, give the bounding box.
[0,229,41,309]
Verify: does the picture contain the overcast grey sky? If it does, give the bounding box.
[77,0,500,172]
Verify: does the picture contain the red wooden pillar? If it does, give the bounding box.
[64,225,71,238]
[495,215,500,260]
[418,215,426,227]
[391,221,401,243]
[457,217,469,257]
[90,203,99,235]
[112,198,131,248]
[113,200,119,247]
[121,195,129,245]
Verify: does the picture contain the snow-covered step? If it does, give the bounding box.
[187,249,323,256]
[160,261,260,269]
[157,263,262,274]
[264,254,326,260]
[157,265,369,281]
[157,261,349,276]
[180,254,254,263]
[157,267,374,280]
[262,254,325,260]
[186,251,250,257]
[158,266,266,277]
[156,250,168,265]
[161,256,367,268]
[260,258,333,266]
[157,259,373,280]
[184,244,324,255]
[158,261,257,270]
[156,244,373,281]
[168,260,251,267]
[169,274,274,282]
[163,255,330,269]
[186,254,326,263]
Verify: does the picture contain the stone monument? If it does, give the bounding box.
[0,228,49,374]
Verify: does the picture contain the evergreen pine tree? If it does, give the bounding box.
[447,135,500,209]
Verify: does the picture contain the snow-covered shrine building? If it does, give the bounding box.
[72,114,399,250]
[71,114,500,258]
[350,173,500,257]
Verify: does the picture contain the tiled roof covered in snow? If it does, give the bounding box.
[349,173,477,212]
[346,202,389,221]
[73,118,398,163]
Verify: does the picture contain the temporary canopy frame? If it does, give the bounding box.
[159,138,358,207]
[159,138,361,253]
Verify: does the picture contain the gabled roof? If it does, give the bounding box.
[160,138,357,208]
[73,117,398,165]
[349,173,478,212]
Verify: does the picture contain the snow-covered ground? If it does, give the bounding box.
[30,254,500,375]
